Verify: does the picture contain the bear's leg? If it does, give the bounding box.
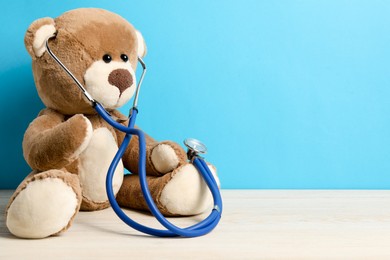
[117,163,219,216]
[6,169,82,239]
[125,135,188,176]
[149,141,187,174]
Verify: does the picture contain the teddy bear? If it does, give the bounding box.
[5,8,219,239]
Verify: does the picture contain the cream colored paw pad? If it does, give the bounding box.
[151,144,180,173]
[6,178,78,238]
[160,164,218,215]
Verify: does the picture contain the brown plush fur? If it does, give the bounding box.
[26,9,139,115]
[6,8,195,238]
[23,109,91,171]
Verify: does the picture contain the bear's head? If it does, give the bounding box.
[25,8,146,115]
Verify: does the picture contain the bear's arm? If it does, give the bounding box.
[111,110,187,176]
[23,108,92,171]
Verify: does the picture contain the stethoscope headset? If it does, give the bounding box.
[44,35,222,237]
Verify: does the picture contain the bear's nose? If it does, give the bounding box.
[108,69,133,95]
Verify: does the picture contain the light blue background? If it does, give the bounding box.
[0,1,389,189]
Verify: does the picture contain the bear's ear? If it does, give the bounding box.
[25,17,56,58]
[135,30,147,58]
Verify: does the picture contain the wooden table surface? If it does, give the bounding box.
[1,190,390,259]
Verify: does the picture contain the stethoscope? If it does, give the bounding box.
[45,36,222,237]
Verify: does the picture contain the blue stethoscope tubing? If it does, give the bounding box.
[95,103,223,237]
[44,36,222,237]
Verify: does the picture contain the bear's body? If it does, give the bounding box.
[23,109,126,211]
[6,8,218,239]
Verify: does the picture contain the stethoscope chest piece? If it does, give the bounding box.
[184,138,207,160]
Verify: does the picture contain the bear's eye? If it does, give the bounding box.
[120,54,129,62]
[102,54,112,63]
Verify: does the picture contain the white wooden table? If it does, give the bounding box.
[1,190,390,259]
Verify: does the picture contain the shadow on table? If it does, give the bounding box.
[78,208,207,239]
